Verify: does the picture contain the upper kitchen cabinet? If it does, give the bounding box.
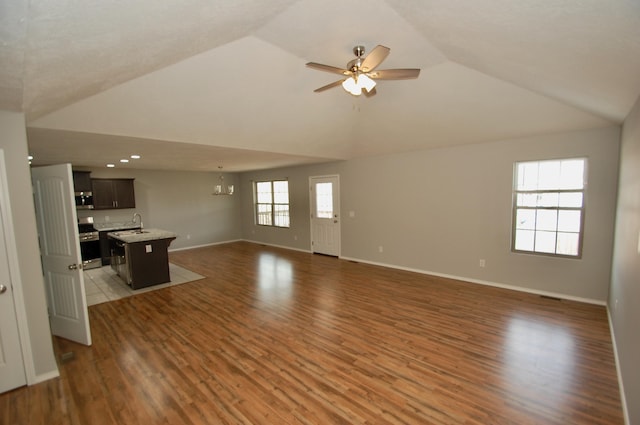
[92,178,136,209]
[72,171,92,192]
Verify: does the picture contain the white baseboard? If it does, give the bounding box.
[607,307,631,425]
[338,255,606,306]
[31,369,60,385]
[169,239,242,252]
[242,239,312,254]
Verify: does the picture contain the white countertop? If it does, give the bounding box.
[107,228,177,243]
[94,221,141,232]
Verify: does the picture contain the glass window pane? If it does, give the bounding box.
[536,209,557,231]
[538,161,561,190]
[257,204,272,225]
[559,192,583,208]
[558,210,581,232]
[517,193,537,207]
[273,181,289,203]
[556,232,580,256]
[537,192,559,207]
[559,159,585,190]
[315,182,333,218]
[515,209,535,230]
[515,230,535,251]
[517,162,539,190]
[256,182,272,203]
[274,205,290,227]
[535,230,556,253]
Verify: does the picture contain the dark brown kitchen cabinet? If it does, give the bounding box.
[72,171,92,192]
[92,178,136,209]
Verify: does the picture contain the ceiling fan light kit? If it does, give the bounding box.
[341,73,376,96]
[306,45,420,96]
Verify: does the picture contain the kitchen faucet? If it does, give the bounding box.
[133,212,143,229]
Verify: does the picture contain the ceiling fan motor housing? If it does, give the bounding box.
[348,46,366,72]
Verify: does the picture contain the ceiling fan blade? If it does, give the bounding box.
[313,79,344,92]
[306,62,350,75]
[360,45,390,72]
[368,68,421,80]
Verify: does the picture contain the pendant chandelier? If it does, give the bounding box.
[213,166,234,195]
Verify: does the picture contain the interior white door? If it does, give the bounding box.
[310,175,340,256]
[32,164,92,346]
[0,153,27,393]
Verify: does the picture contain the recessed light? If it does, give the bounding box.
[107,164,115,168]
[120,159,129,163]
[130,154,141,159]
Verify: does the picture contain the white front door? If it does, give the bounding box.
[310,175,340,256]
[0,152,27,393]
[32,164,92,346]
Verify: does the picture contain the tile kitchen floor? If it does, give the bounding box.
[83,263,204,306]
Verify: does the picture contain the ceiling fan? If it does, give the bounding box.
[306,45,420,96]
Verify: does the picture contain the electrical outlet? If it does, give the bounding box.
[378,246,383,253]
[186,234,191,240]
[479,259,486,267]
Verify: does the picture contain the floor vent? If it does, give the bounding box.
[60,352,75,363]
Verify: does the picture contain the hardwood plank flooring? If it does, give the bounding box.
[1,242,623,424]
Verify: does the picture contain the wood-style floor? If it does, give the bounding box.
[1,242,624,424]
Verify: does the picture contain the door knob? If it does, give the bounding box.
[0,284,7,294]
[68,264,82,270]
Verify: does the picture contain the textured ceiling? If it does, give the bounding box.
[2,0,639,172]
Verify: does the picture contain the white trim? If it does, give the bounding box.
[169,239,243,252]
[338,255,606,305]
[607,307,630,425]
[31,369,60,385]
[0,150,37,385]
[243,239,312,254]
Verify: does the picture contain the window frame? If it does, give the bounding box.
[254,179,290,228]
[511,158,587,259]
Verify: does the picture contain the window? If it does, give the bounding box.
[314,182,333,218]
[512,158,586,257]
[255,180,290,227]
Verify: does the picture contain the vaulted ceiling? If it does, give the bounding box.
[3,0,640,172]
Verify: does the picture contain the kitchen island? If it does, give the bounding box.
[108,228,177,290]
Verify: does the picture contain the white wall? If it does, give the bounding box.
[0,111,58,381]
[609,95,640,425]
[77,167,241,250]
[241,126,620,302]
